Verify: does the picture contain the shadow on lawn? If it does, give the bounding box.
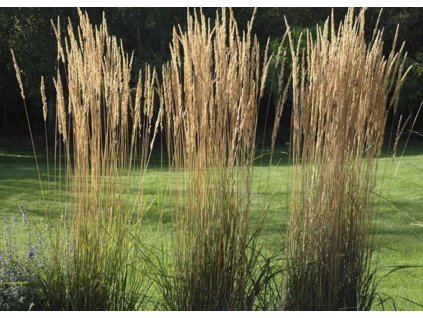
[1,139,421,222]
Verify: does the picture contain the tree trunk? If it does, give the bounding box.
[2,90,7,129]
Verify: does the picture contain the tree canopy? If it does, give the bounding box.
[1,7,423,138]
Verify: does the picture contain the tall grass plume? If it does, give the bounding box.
[279,8,410,310]
[158,8,274,310]
[13,9,161,310]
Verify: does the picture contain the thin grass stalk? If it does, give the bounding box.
[11,50,45,206]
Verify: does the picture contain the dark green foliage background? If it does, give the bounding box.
[1,8,423,144]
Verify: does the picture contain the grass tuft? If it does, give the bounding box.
[281,8,410,310]
[157,8,278,310]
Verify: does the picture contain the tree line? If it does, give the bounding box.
[1,7,423,143]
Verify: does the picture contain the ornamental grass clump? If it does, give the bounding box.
[158,8,275,310]
[13,9,161,310]
[281,8,410,310]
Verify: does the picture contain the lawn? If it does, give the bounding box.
[1,141,422,310]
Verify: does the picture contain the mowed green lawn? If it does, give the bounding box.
[0,142,422,310]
